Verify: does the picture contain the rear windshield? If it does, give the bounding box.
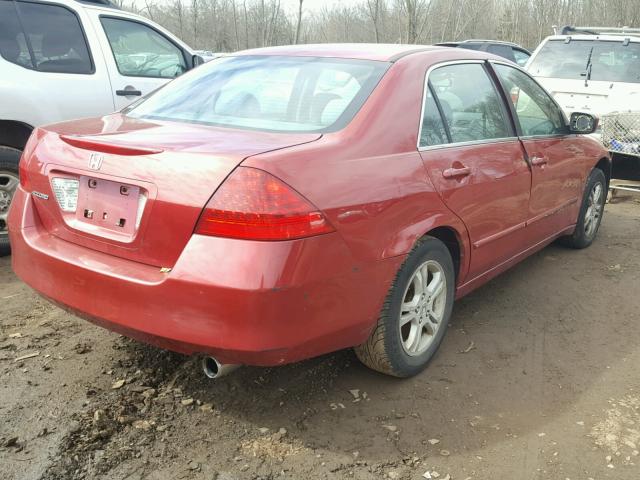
[528,39,640,83]
[126,55,389,133]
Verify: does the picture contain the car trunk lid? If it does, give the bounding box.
[28,114,321,267]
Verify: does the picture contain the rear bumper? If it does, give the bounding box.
[8,187,402,366]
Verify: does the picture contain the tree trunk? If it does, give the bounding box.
[294,0,304,44]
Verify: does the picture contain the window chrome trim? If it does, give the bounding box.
[417,59,517,151]
[519,134,571,141]
[418,136,520,152]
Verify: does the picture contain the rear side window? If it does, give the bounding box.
[100,17,186,79]
[16,1,93,74]
[512,49,530,67]
[458,43,484,51]
[488,44,516,62]
[0,1,32,68]
[427,63,512,144]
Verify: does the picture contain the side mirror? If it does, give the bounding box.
[569,112,598,134]
[192,55,205,68]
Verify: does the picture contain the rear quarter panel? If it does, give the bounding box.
[244,51,472,284]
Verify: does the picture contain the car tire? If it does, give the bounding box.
[0,146,22,257]
[560,168,607,249]
[355,236,455,377]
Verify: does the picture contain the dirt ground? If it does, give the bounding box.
[1,198,639,480]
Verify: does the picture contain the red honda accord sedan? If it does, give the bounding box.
[9,44,609,378]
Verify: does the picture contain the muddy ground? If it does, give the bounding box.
[1,199,639,480]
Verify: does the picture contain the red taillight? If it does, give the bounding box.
[19,157,29,189]
[19,130,41,190]
[195,167,334,241]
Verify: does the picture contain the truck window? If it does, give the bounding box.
[0,1,32,68]
[100,17,187,79]
[16,1,93,74]
[528,39,640,84]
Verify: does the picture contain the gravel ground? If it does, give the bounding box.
[1,198,639,480]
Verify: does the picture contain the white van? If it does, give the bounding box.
[0,0,204,254]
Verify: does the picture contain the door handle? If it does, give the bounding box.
[116,89,142,97]
[530,156,548,166]
[442,166,472,179]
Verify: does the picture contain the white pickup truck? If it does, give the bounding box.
[0,0,204,255]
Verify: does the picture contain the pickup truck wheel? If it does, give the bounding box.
[560,168,606,249]
[0,146,22,256]
[355,236,455,377]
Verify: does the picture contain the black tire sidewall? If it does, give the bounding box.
[383,238,455,377]
[0,145,22,257]
[571,169,607,249]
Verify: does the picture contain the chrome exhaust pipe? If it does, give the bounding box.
[202,356,240,379]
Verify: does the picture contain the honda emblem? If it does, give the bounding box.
[88,153,104,170]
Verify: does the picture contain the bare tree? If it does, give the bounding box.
[143,0,155,21]
[231,0,240,50]
[294,0,304,44]
[191,0,198,46]
[174,0,184,40]
[124,0,639,53]
[366,0,381,43]
[243,0,249,48]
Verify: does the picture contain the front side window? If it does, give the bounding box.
[0,1,32,68]
[428,63,512,143]
[127,56,389,133]
[512,49,530,67]
[101,17,186,79]
[494,64,566,137]
[4,1,93,74]
[528,39,640,84]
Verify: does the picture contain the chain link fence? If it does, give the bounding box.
[601,112,640,157]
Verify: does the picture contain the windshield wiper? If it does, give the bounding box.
[581,46,594,86]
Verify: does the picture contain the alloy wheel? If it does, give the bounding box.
[399,260,447,356]
[0,171,19,239]
[584,181,604,239]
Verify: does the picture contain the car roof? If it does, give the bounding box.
[233,43,453,62]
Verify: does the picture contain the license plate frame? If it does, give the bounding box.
[76,176,140,236]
